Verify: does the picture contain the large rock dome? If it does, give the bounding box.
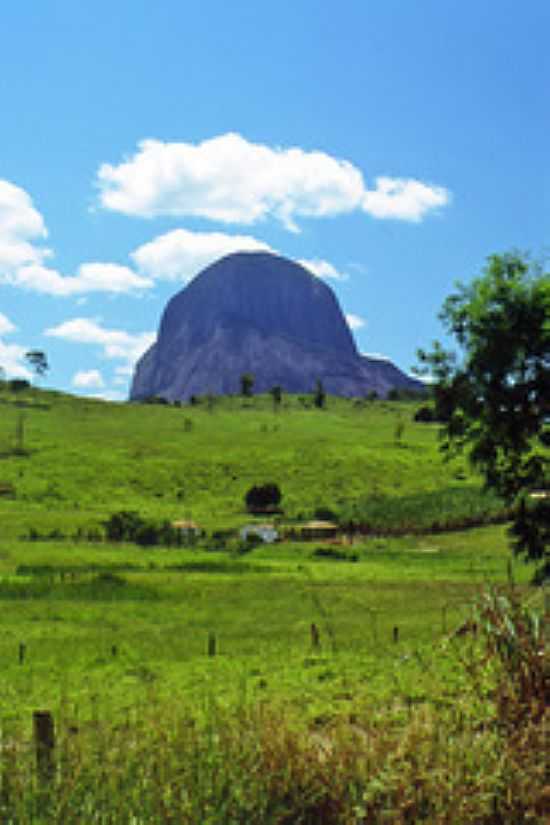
[130,251,420,400]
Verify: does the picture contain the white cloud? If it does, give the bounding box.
[0,340,30,378]
[132,228,273,281]
[298,258,347,281]
[0,179,151,296]
[0,312,16,336]
[13,261,151,296]
[0,180,51,272]
[132,227,345,286]
[72,369,105,389]
[362,177,450,221]
[345,313,366,330]
[97,133,449,230]
[0,311,31,378]
[45,318,155,366]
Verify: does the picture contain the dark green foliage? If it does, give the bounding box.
[313,546,358,561]
[314,506,338,521]
[387,387,428,401]
[103,510,144,542]
[413,405,436,423]
[9,378,30,393]
[417,252,549,574]
[143,395,169,405]
[270,385,282,408]
[25,350,49,380]
[313,379,326,409]
[240,373,254,397]
[245,482,282,513]
[102,510,178,547]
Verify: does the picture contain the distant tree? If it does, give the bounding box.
[25,350,49,383]
[413,405,436,423]
[9,378,30,393]
[270,385,282,410]
[245,483,282,513]
[417,251,549,578]
[0,366,5,383]
[394,416,405,446]
[313,379,326,409]
[240,373,254,397]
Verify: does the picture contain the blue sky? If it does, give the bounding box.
[1,0,547,398]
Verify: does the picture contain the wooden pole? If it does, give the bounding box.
[33,711,55,782]
[208,632,216,657]
[310,622,320,649]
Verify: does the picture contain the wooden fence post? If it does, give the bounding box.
[33,711,55,783]
[393,626,399,643]
[310,622,320,649]
[18,642,26,665]
[208,632,217,657]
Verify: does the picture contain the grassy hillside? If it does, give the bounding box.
[0,385,544,822]
[0,385,507,538]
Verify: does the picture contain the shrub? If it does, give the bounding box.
[245,483,282,513]
[414,404,436,422]
[9,378,30,392]
[314,506,337,521]
[0,481,16,498]
[103,511,145,542]
[313,379,326,409]
[313,546,358,561]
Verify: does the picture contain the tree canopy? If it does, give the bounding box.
[25,350,49,380]
[417,252,549,577]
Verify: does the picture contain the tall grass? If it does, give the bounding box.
[0,586,545,823]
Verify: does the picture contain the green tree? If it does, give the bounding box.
[240,373,254,397]
[25,350,49,383]
[313,379,326,409]
[244,483,282,513]
[417,252,549,577]
[270,385,282,410]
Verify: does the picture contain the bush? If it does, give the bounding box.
[314,506,337,522]
[414,405,436,422]
[245,483,282,513]
[313,546,358,561]
[103,511,145,542]
[9,379,30,392]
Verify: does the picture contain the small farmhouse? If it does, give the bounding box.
[240,524,279,544]
[299,520,339,540]
[172,520,202,543]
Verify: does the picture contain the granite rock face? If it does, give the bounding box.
[130,252,421,400]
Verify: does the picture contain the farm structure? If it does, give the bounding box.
[240,524,279,544]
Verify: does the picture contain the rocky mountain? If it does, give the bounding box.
[130,251,422,401]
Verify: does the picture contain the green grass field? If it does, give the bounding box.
[0,386,545,823]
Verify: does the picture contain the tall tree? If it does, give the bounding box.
[25,350,49,383]
[240,373,254,397]
[313,379,326,409]
[417,252,549,578]
[270,385,282,410]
